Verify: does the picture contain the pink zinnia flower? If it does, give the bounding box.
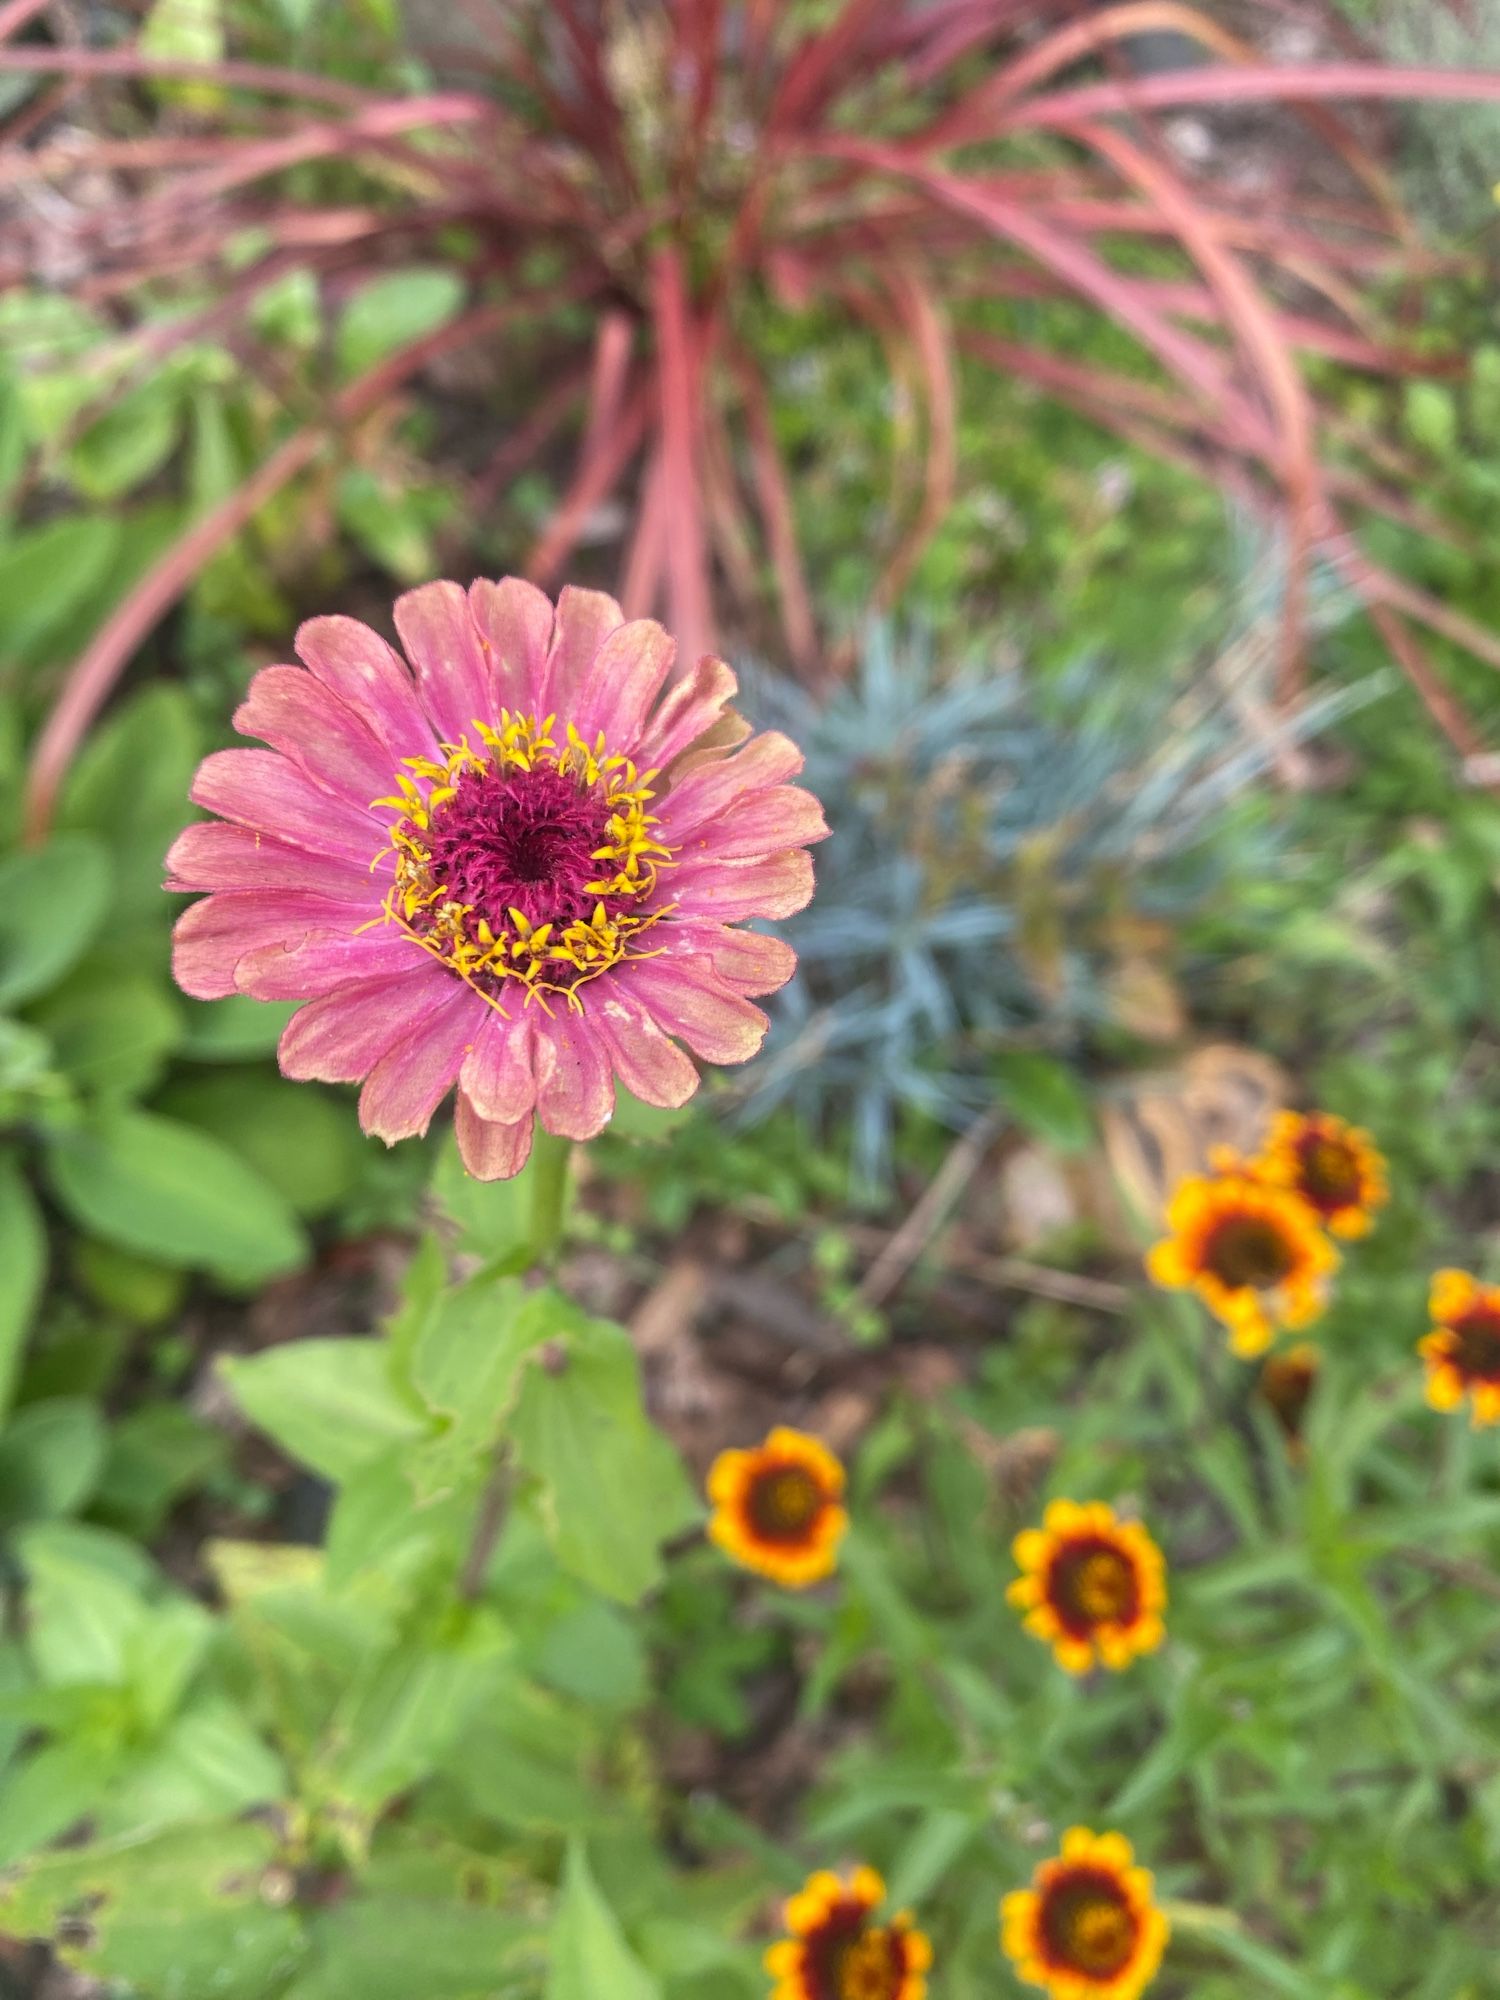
[168,580,827,1178]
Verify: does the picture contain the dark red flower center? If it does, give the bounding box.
[1204,1214,1296,1290]
[1296,1132,1361,1210]
[803,1907,905,2000]
[1039,1871,1138,1979]
[1260,1350,1318,1436]
[1451,1305,1500,1384]
[1049,1539,1140,1635]
[423,764,609,933]
[746,1462,827,1544]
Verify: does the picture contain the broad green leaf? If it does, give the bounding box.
[0,1820,306,2000]
[0,1397,106,1522]
[337,268,464,379]
[157,1070,364,1220]
[317,1637,509,1816]
[0,835,110,1010]
[16,1522,154,1687]
[324,1446,471,1588]
[0,1152,45,1418]
[0,516,120,661]
[222,1339,426,1483]
[68,380,182,500]
[289,1896,535,2000]
[99,1699,286,1835]
[990,1050,1093,1152]
[547,1842,661,2000]
[509,1300,697,1604]
[442,1672,617,1835]
[73,1239,187,1329]
[179,993,298,1061]
[431,1133,532,1263]
[0,1739,123,1867]
[28,963,181,1101]
[44,1109,307,1283]
[59,684,201,923]
[93,1402,225,1538]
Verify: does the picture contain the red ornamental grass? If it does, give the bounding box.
[167,580,828,1177]
[15,1,1500,835]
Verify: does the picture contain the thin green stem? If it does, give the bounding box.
[527,1128,572,1272]
[456,1131,574,1602]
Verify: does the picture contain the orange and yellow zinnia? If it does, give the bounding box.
[1419,1269,1500,1427]
[1001,1829,1168,2000]
[707,1427,847,1587]
[767,1865,931,2000]
[1147,1171,1336,1355]
[1008,1501,1166,1675]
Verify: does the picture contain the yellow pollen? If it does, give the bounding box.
[372,712,677,1012]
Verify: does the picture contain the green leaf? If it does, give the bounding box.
[0,1739,123,1867]
[68,380,182,501]
[59,683,201,924]
[44,1109,307,1284]
[548,1842,661,2000]
[0,1821,306,2000]
[0,516,121,662]
[157,1070,364,1220]
[0,835,110,1010]
[16,1521,154,1687]
[73,1239,188,1329]
[991,1050,1093,1152]
[222,1338,427,1483]
[290,1895,534,2000]
[179,993,298,1061]
[337,268,464,379]
[93,1403,227,1539]
[509,1300,698,1604]
[431,1132,532,1263]
[0,1153,45,1419]
[0,1398,106,1522]
[28,963,181,1101]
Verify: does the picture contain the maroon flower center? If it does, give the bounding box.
[1204,1214,1296,1291]
[747,1463,827,1543]
[1039,1872,1138,1979]
[1451,1306,1500,1384]
[1049,1539,1140,1634]
[423,764,609,933]
[804,1909,904,2000]
[1296,1133,1360,1209]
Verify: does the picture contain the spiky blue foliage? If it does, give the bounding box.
[737,598,1375,1186]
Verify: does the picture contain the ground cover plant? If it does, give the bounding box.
[3,5,1500,1998]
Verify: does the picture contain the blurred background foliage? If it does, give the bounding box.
[0,1,1499,1997]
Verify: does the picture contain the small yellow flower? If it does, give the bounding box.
[1147,1172,1337,1355]
[1419,1269,1500,1427]
[707,1427,847,1588]
[1008,1501,1166,1675]
[767,1865,931,2000]
[1250,1110,1387,1239]
[1001,1829,1169,2000]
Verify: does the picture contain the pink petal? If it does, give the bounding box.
[679,923,797,996]
[278,964,454,1082]
[233,665,393,807]
[458,1008,538,1127]
[540,584,623,715]
[295,615,437,765]
[663,710,753,783]
[468,576,554,712]
[618,955,769,1065]
[667,784,828,860]
[638,654,738,770]
[165,821,384,901]
[191,749,378,865]
[533,1010,615,1140]
[393,580,494,745]
[670,848,815,922]
[173,891,374,1000]
[571,618,675,750]
[358,978,482,1142]
[589,986,699,1109]
[234,927,421,1000]
[455,1093,534,1181]
[662,730,805,834]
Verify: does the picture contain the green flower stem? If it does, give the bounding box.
[457,1130,574,1602]
[527,1128,572,1272]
